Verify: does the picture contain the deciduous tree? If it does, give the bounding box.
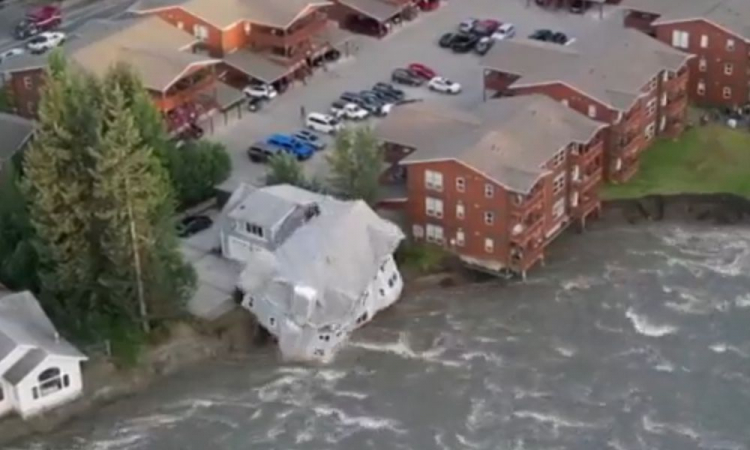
[326,126,383,205]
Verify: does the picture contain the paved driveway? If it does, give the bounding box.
[210,0,623,189]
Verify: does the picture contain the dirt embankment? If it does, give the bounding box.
[600,193,750,226]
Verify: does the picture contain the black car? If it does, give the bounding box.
[373,82,405,101]
[354,95,387,115]
[391,68,424,86]
[177,215,213,238]
[530,29,554,41]
[451,33,479,53]
[439,32,456,48]
[551,31,568,44]
[247,96,264,112]
[340,91,362,104]
[360,90,388,105]
[247,141,282,163]
[569,0,587,13]
[346,15,381,37]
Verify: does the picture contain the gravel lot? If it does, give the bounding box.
[209,0,624,189]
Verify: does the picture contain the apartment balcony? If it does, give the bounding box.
[250,13,328,51]
[510,214,544,247]
[152,70,216,113]
[510,189,543,219]
[615,132,639,156]
[572,141,603,166]
[509,243,544,274]
[572,191,599,218]
[575,167,603,193]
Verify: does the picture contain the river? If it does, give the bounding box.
[11,222,750,450]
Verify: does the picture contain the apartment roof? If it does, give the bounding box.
[223,49,291,83]
[623,0,750,40]
[337,0,403,21]
[130,0,332,29]
[482,22,691,111]
[375,95,605,194]
[1,17,218,92]
[0,113,34,161]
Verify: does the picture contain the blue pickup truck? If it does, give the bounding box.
[265,134,315,160]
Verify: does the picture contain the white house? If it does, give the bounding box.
[0,290,87,419]
[218,184,405,361]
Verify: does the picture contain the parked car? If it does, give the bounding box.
[439,32,456,48]
[360,90,394,110]
[177,215,213,238]
[346,15,381,36]
[428,77,461,94]
[474,37,494,55]
[247,141,283,163]
[266,133,315,160]
[247,96,264,112]
[243,83,277,99]
[552,31,569,45]
[492,23,516,40]
[569,0,588,13]
[0,48,25,64]
[340,91,362,104]
[26,31,65,53]
[458,18,477,34]
[472,19,500,37]
[391,68,424,86]
[370,87,401,103]
[529,29,554,41]
[451,33,479,53]
[292,130,327,151]
[306,112,341,134]
[408,63,437,80]
[354,94,389,116]
[14,5,61,40]
[332,101,369,120]
[372,82,405,102]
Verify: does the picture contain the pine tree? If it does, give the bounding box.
[326,126,383,204]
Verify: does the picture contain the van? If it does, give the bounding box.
[306,113,340,134]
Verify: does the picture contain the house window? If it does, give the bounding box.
[245,222,264,237]
[553,172,566,195]
[724,63,734,75]
[484,183,494,198]
[645,121,656,140]
[37,367,63,398]
[269,317,276,326]
[552,198,565,219]
[697,80,706,96]
[424,169,443,191]
[412,224,424,238]
[671,30,689,49]
[698,58,707,72]
[425,197,444,218]
[455,177,465,192]
[723,87,732,99]
[700,34,708,49]
[727,38,735,51]
[484,211,495,225]
[455,229,465,247]
[32,387,38,400]
[426,224,444,243]
[456,201,465,219]
[23,76,33,89]
[484,238,494,253]
[193,24,209,40]
[587,104,597,118]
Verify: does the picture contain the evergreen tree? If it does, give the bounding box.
[0,162,38,291]
[326,126,383,205]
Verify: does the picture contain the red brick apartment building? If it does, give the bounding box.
[622,0,750,108]
[481,25,691,184]
[375,95,606,277]
[129,0,354,89]
[0,16,219,128]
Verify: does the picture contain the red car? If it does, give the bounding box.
[417,0,440,11]
[407,63,437,80]
[473,19,501,36]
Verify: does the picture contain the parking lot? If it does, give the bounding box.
[210,0,622,189]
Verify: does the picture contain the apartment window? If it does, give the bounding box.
[671,30,689,49]
[455,229,465,247]
[484,183,494,198]
[648,78,657,92]
[727,38,735,51]
[244,222,264,237]
[724,63,734,75]
[244,22,251,35]
[176,21,184,30]
[455,177,465,192]
[425,197,444,218]
[193,24,209,41]
[571,165,580,182]
[412,224,424,238]
[661,93,667,107]
[645,121,656,140]
[551,150,565,167]
[660,116,667,132]
[723,86,732,99]
[552,198,565,219]
[570,191,579,208]
[700,34,708,49]
[646,98,657,116]
[484,211,495,225]
[23,76,33,89]
[561,99,569,107]
[698,58,707,72]
[484,238,494,253]
[697,80,706,96]
[426,224,444,244]
[587,104,597,118]
[456,201,465,219]
[662,71,669,82]
[552,172,566,195]
[424,169,443,191]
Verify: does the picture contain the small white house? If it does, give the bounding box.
[218,184,405,361]
[0,291,87,419]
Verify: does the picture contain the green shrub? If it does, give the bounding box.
[395,241,450,275]
[167,140,231,208]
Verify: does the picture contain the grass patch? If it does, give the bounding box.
[602,125,750,200]
[395,241,451,275]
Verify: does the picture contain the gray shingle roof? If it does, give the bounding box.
[482,21,691,111]
[375,95,605,194]
[3,348,48,385]
[227,184,320,229]
[0,113,34,161]
[623,0,750,40]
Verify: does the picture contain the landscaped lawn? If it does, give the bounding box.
[602,125,750,199]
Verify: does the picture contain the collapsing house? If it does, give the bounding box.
[218,184,404,361]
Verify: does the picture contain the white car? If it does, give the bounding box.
[26,31,65,53]
[0,48,25,64]
[338,102,369,120]
[243,83,277,99]
[306,112,341,134]
[458,18,477,34]
[428,77,461,94]
[492,23,516,41]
